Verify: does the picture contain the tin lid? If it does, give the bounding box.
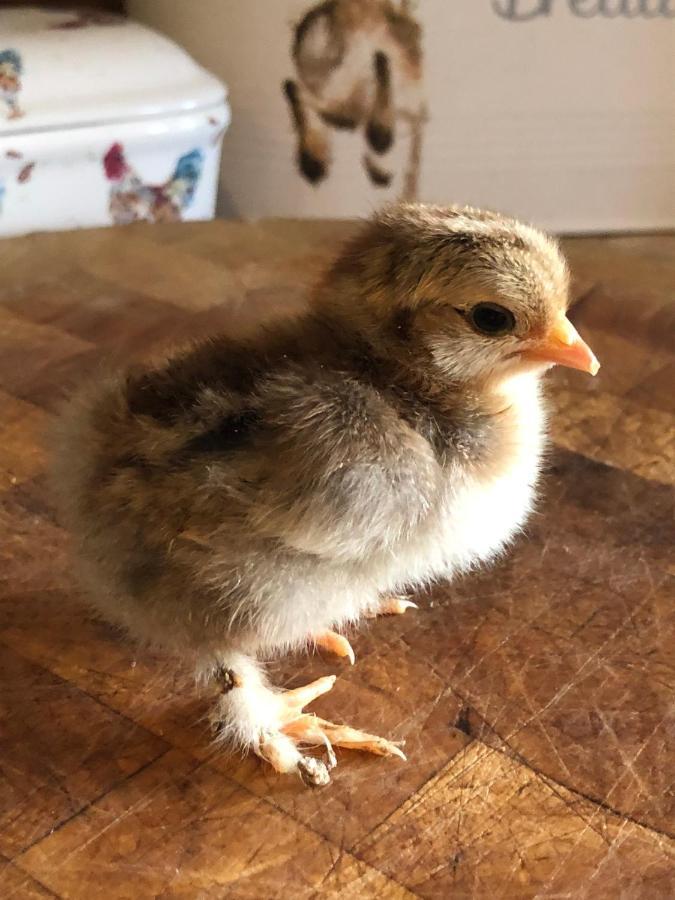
[0,7,226,136]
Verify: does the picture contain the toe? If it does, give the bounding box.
[316,631,355,664]
[281,675,336,714]
[316,718,407,760]
[257,730,332,786]
[258,729,302,774]
[284,714,406,762]
[379,596,419,616]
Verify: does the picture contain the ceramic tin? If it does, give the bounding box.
[0,6,229,237]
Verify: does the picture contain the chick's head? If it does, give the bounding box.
[327,204,599,384]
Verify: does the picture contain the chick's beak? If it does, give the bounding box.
[523,315,600,375]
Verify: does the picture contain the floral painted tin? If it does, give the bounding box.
[0,6,229,237]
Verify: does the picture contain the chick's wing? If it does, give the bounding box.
[186,372,441,563]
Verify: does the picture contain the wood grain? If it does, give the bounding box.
[0,221,673,898]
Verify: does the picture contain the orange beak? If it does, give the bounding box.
[522,315,600,375]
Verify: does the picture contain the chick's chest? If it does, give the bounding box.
[440,377,546,567]
[389,377,546,588]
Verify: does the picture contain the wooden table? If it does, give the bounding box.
[0,220,673,899]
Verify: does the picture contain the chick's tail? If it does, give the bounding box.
[49,373,132,539]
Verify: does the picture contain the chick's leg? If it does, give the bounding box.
[210,654,404,786]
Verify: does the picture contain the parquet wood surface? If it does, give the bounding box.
[0,220,673,899]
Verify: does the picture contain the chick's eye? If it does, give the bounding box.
[468,302,516,337]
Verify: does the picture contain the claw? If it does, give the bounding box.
[316,631,355,664]
[384,597,418,616]
[368,595,419,618]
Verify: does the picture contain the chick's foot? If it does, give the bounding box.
[211,663,404,787]
[277,676,406,783]
[259,675,338,787]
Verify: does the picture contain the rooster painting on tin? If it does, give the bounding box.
[102,143,204,225]
[0,49,23,120]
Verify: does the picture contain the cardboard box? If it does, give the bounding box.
[130,0,675,232]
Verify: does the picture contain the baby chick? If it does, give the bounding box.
[53,203,599,787]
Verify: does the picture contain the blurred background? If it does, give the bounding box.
[1,0,673,238]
